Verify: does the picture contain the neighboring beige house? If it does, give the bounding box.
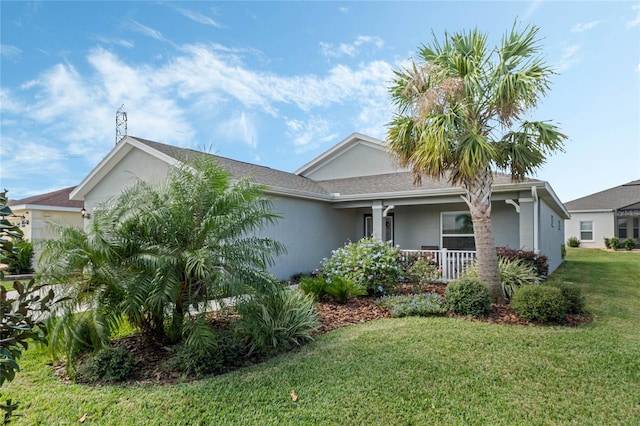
[7,186,85,267]
[70,133,570,280]
[564,180,640,248]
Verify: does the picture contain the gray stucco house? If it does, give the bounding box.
[564,180,640,248]
[70,133,569,279]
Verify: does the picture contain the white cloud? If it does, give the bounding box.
[285,117,339,153]
[555,44,581,73]
[96,37,135,48]
[0,44,22,59]
[339,7,349,14]
[571,21,601,33]
[320,36,384,58]
[176,7,223,28]
[216,111,257,149]
[521,0,542,21]
[129,20,166,42]
[628,4,640,28]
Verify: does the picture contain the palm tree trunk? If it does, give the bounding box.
[463,169,504,304]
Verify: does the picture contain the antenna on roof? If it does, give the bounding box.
[115,104,127,144]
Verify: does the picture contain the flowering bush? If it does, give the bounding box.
[376,293,446,317]
[322,237,402,295]
[407,257,441,284]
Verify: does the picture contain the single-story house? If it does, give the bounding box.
[564,179,640,248]
[70,133,569,280]
[7,186,85,267]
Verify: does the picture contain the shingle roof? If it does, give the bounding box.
[7,186,83,208]
[130,136,542,199]
[564,180,640,211]
[316,172,539,195]
[131,137,329,195]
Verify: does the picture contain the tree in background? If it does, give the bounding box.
[387,24,566,303]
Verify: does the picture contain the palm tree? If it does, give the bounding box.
[387,24,566,303]
[39,156,286,359]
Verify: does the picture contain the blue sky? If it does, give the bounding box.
[1,1,639,203]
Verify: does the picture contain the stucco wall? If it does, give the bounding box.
[565,211,614,249]
[83,148,172,214]
[302,143,404,180]
[262,197,358,279]
[538,199,566,273]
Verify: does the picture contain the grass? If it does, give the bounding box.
[3,248,640,425]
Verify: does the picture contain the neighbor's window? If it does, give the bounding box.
[579,221,593,241]
[634,218,639,239]
[441,212,475,250]
[617,218,628,239]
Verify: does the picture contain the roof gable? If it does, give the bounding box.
[294,133,409,180]
[564,179,640,211]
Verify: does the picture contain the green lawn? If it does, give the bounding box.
[3,248,639,425]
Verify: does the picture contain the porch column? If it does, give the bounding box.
[371,201,384,240]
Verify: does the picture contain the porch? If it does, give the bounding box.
[399,248,476,282]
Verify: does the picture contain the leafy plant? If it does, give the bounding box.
[407,257,441,285]
[445,276,491,318]
[546,282,585,314]
[322,237,402,295]
[496,247,549,277]
[465,257,540,299]
[298,276,327,301]
[6,240,33,275]
[38,157,286,366]
[1,279,57,423]
[511,285,566,322]
[566,237,580,248]
[234,289,319,355]
[604,237,611,249]
[609,237,619,250]
[76,346,136,382]
[324,276,366,303]
[377,293,446,317]
[623,238,636,251]
[164,328,246,378]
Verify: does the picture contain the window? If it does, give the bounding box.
[551,214,554,227]
[363,214,394,243]
[441,212,475,250]
[579,221,593,241]
[634,218,639,239]
[558,220,562,231]
[617,218,628,239]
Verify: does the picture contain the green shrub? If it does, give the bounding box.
[511,285,566,323]
[496,246,549,277]
[377,293,446,317]
[609,237,619,250]
[298,276,327,301]
[566,237,580,248]
[234,289,319,355]
[407,257,441,285]
[445,276,491,318]
[164,328,246,378]
[323,237,402,295]
[546,282,585,314]
[76,346,136,382]
[465,258,540,299]
[603,237,611,249]
[7,240,34,275]
[324,276,366,303]
[623,238,636,251]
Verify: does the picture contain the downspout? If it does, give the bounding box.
[532,186,539,254]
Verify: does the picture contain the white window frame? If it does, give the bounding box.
[440,211,475,250]
[579,221,594,242]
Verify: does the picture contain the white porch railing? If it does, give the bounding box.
[399,248,477,282]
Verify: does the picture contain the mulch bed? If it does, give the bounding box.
[54,282,592,386]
